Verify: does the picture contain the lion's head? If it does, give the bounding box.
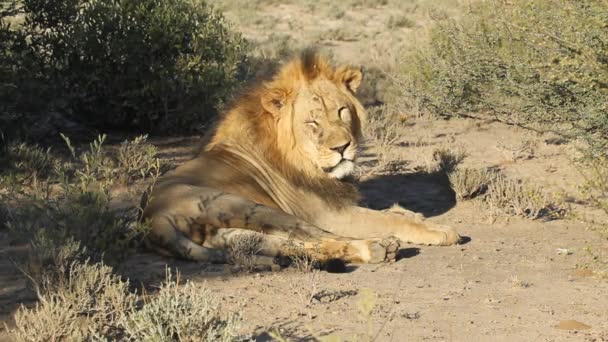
[207,50,367,207]
[260,51,366,180]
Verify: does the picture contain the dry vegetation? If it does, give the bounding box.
[448,167,565,220]
[9,264,241,341]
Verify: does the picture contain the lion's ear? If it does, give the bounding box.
[335,66,363,93]
[261,88,287,116]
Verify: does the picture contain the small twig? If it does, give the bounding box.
[9,257,47,305]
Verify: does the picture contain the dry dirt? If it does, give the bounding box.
[2,118,607,341]
[1,1,608,341]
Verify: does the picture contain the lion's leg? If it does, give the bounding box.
[317,204,461,246]
[146,215,229,263]
[144,185,399,264]
[204,227,399,265]
[193,188,399,263]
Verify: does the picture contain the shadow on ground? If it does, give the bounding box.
[358,169,456,218]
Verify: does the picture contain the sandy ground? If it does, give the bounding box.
[1,1,607,341]
[124,119,608,342]
[2,118,607,341]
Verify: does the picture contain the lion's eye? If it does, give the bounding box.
[338,107,351,122]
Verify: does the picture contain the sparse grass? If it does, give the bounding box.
[362,105,407,174]
[448,168,494,201]
[3,143,57,183]
[484,173,565,220]
[432,146,467,174]
[62,133,168,187]
[578,156,608,216]
[119,269,241,341]
[495,139,537,163]
[448,167,565,220]
[1,134,162,284]
[281,241,321,273]
[288,270,321,319]
[509,275,532,289]
[578,246,608,279]
[386,15,415,29]
[8,265,241,341]
[318,28,360,42]
[9,260,136,341]
[116,135,168,185]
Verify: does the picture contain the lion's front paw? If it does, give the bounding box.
[395,224,461,246]
[350,237,400,264]
[431,225,461,246]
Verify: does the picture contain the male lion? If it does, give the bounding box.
[141,51,460,266]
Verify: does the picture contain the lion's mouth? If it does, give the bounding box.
[323,159,355,179]
[322,159,347,173]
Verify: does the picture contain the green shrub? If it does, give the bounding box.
[0,3,50,146]
[3,135,158,269]
[6,0,248,133]
[396,0,608,154]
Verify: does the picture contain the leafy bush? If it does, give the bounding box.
[0,2,50,145]
[3,0,248,133]
[3,143,58,183]
[2,135,160,271]
[396,0,608,154]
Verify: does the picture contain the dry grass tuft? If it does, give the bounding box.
[119,269,241,341]
[449,167,565,220]
[578,156,608,216]
[509,275,532,289]
[432,146,467,174]
[9,265,241,341]
[448,168,494,201]
[10,260,136,341]
[484,173,565,220]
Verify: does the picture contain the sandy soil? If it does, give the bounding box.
[2,118,607,341]
[1,1,607,341]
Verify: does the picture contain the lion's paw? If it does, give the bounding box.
[365,236,400,264]
[431,225,461,246]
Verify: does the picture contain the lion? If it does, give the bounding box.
[140,51,461,267]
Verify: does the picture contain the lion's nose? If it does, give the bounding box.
[330,141,350,155]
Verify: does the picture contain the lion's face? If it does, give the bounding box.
[291,78,362,180]
[259,55,365,181]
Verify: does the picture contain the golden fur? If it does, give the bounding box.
[203,50,364,208]
[141,51,461,266]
